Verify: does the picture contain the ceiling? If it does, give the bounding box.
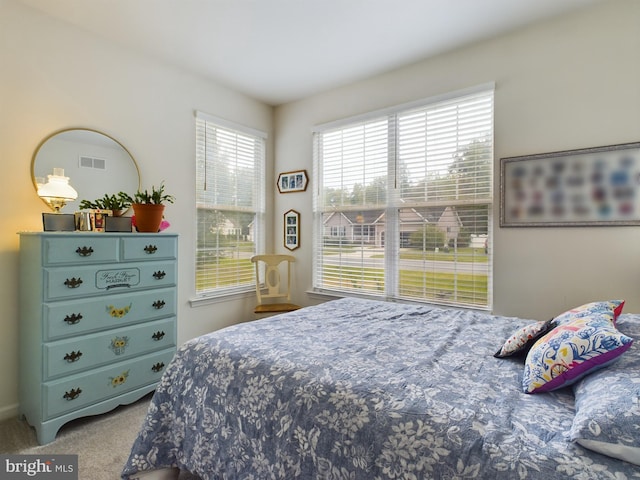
[18,0,601,106]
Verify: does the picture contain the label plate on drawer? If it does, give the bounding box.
[45,261,175,300]
[95,268,140,289]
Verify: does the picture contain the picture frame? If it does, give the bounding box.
[500,141,640,227]
[277,170,308,193]
[284,209,300,251]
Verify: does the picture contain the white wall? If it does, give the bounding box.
[274,0,640,319]
[0,0,273,420]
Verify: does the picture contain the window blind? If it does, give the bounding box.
[195,111,266,297]
[313,87,493,309]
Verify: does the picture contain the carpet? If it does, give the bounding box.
[0,393,200,479]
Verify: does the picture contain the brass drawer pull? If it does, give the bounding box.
[151,362,165,373]
[64,277,83,289]
[63,313,83,325]
[75,246,94,257]
[152,300,166,309]
[153,270,166,280]
[152,331,165,341]
[144,245,158,254]
[63,388,82,401]
[63,351,83,363]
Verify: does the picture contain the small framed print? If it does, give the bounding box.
[277,170,308,193]
[284,209,300,251]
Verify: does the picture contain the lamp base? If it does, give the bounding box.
[42,213,75,231]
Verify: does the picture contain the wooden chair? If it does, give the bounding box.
[250,254,301,315]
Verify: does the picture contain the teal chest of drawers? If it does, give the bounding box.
[18,232,178,444]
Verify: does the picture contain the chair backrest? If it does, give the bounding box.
[250,254,295,305]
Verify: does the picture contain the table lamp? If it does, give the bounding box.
[37,168,78,231]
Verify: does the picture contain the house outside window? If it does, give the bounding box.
[312,85,493,309]
[195,111,266,297]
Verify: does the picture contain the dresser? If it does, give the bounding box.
[18,232,178,444]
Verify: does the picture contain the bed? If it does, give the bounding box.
[121,297,640,479]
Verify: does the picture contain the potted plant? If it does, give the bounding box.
[78,192,132,217]
[124,182,175,232]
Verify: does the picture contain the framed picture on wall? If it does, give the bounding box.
[500,141,640,227]
[284,209,300,251]
[277,170,308,193]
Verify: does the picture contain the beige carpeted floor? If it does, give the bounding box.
[0,393,200,479]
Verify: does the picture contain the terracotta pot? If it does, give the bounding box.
[132,204,165,232]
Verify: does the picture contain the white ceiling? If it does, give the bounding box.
[18,0,601,106]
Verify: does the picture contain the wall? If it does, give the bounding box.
[274,0,640,319]
[0,0,273,420]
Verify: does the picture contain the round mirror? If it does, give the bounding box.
[31,128,140,213]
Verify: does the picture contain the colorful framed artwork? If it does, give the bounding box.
[284,209,300,251]
[500,141,640,227]
[277,170,308,193]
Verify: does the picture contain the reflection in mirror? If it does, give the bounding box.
[31,128,140,213]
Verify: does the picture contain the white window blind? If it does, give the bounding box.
[313,87,493,309]
[195,111,266,297]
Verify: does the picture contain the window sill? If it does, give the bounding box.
[306,288,491,313]
[189,289,254,308]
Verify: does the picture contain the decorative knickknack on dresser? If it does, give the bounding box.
[18,232,178,444]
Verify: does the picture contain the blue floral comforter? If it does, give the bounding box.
[122,297,639,479]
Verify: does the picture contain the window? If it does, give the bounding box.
[195,111,266,297]
[312,86,493,309]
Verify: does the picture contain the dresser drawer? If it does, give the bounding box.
[43,236,120,265]
[44,261,176,300]
[122,236,177,261]
[44,287,177,340]
[44,317,176,379]
[44,349,174,420]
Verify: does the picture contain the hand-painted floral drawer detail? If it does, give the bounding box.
[44,317,176,379]
[109,336,130,355]
[110,370,130,387]
[106,303,132,318]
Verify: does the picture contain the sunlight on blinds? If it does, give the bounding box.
[313,87,493,309]
[195,113,265,296]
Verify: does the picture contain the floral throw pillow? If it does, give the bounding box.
[494,319,555,358]
[522,313,633,394]
[552,300,625,327]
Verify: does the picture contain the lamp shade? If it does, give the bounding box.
[37,168,78,212]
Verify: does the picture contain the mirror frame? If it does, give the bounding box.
[31,128,141,213]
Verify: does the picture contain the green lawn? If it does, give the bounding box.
[320,263,488,306]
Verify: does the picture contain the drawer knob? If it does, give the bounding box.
[152,331,166,341]
[75,246,94,257]
[152,300,166,309]
[144,245,158,254]
[63,388,82,401]
[151,362,165,373]
[153,270,166,280]
[63,351,83,363]
[64,277,83,289]
[63,313,83,325]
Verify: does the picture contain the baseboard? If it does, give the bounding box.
[0,402,19,422]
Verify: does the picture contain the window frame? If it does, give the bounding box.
[312,84,494,310]
[194,110,266,301]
